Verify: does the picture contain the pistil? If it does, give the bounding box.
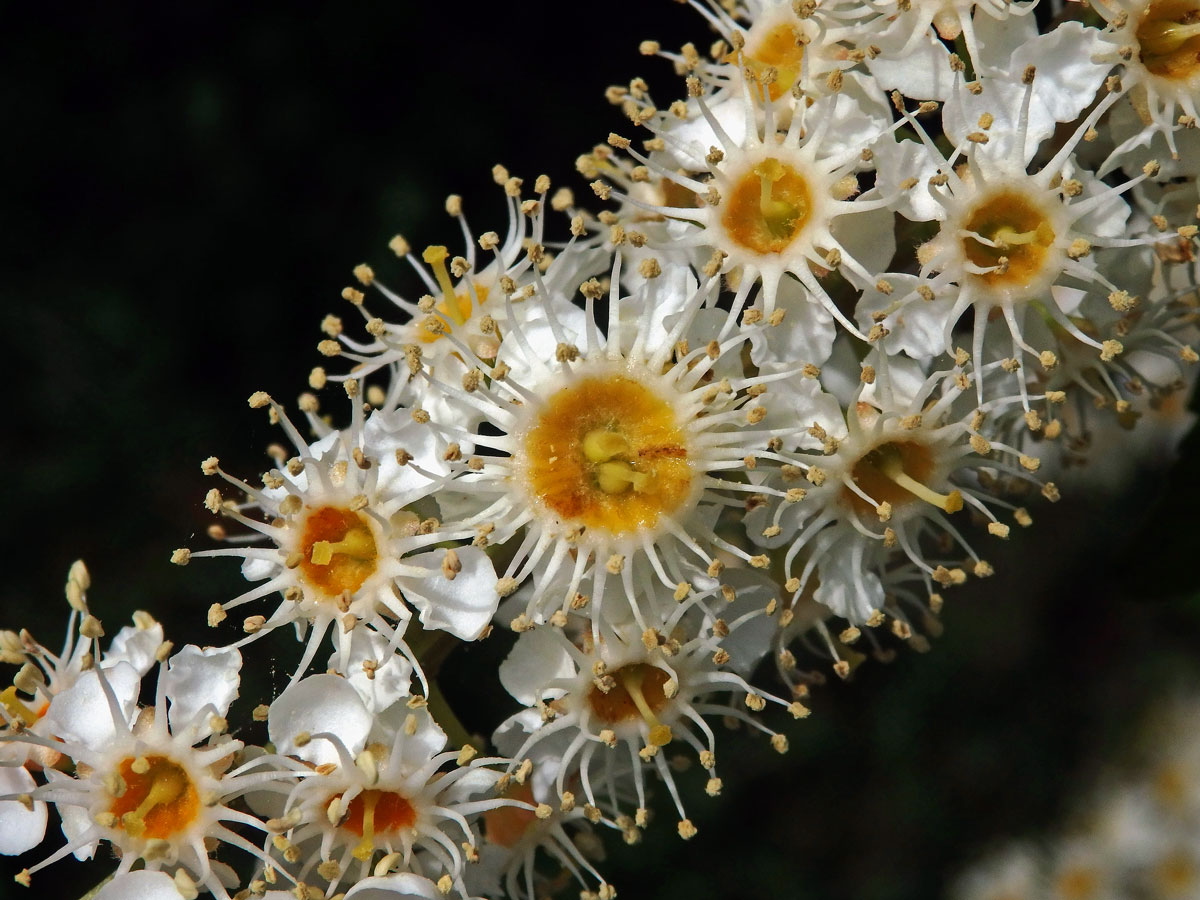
[873,449,963,513]
[310,525,376,567]
[619,667,673,747]
[0,686,38,727]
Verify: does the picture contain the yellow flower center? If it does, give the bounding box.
[730,21,807,100]
[299,506,379,597]
[108,755,200,841]
[721,158,813,255]
[961,190,1057,288]
[523,374,692,535]
[846,441,963,516]
[1137,0,1200,80]
[588,663,674,746]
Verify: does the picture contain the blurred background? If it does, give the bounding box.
[2,2,1199,898]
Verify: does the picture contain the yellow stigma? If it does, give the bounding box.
[417,244,487,343]
[722,158,812,255]
[523,374,692,535]
[0,686,39,727]
[961,190,1056,288]
[334,789,416,862]
[1137,0,1200,79]
[298,506,379,597]
[588,664,673,746]
[107,756,199,841]
[847,442,963,515]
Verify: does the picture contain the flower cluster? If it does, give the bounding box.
[952,696,1200,900]
[4,0,1199,896]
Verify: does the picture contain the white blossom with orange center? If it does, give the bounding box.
[0,643,292,898]
[411,258,797,631]
[640,0,885,165]
[328,177,608,428]
[595,76,899,355]
[864,68,1167,406]
[182,391,497,690]
[266,675,519,896]
[0,562,162,775]
[494,580,803,839]
[747,353,1049,622]
[1093,0,1200,166]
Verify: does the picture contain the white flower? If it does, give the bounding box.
[747,353,1045,622]
[868,69,1165,405]
[183,391,496,688]
[411,257,797,631]
[0,562,162,770]
[266,676,517,896]
[494,583,804,838]
[597,81,899,348]
[329,177,608,428]
[1,642,289,898]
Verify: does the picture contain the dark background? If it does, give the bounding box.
[2,3,1199,899]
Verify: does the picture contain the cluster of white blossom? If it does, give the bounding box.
[4,0,1199,897]
[952,696,1200,900]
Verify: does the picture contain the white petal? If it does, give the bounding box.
[164,645,242,737]
[104,623,164,676]
[269,674,372,766]
[44,662,140,746]
[499,627,576,706]
[399,546,498,640]
[94,871,184,900]
[389,706,448,771]
[750,277,836,369]
[867,30,955,100]
[344,873,442,900]
[0,766,46,855]
[328,629,413,714]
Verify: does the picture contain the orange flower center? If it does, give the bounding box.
[728,21,807,100]
[107,755,200,841]
[721,158,813,255]
[523,374,692,535]
[960,190,1057,289]
[335,789,418,862]
[1137,0,1200,80]
[845,441,963,516]
[298,506,379,597]
[588,664,674,746]
[483,782,539,849]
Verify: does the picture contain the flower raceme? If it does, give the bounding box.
[5,0,1200,898]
